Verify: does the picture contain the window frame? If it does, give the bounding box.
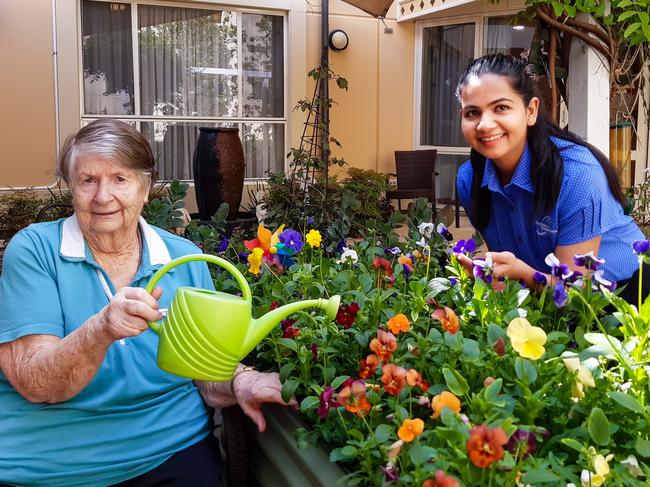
[77,0,289,182]
[413,9,526,156]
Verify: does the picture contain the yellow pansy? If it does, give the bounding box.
[506,317,547,360]
[562,356,595,399]
[247,247,264,275]
[581,454,613,487]
[305,229,322,248]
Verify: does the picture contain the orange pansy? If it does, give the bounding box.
[369,329,398,362]
[397,418,424,442]
[431,390,461,419]
[466,424,508,468]
[381,363,408,396]
[358,354,379,379]
[387,313,410,334]
[406,368,430,392]
[431,306,460,335]
[337,380,371,416]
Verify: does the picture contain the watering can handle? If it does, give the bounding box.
[145,253,253,302]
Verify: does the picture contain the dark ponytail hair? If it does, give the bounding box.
[455,54,626,232]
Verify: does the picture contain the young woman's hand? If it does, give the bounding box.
[486,251,535,286]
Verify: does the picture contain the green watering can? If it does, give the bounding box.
[145,254,341,382]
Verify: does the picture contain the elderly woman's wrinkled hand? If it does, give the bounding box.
[232,370,298,432]
[94,287,163,342]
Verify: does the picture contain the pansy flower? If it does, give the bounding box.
[506,317,546,360]
[385,247,402,256]
[305,229,322,248]
[369,329,398,362]
[493,337,505,356]
[217,237,229,253]
[279,229,304,253]
[310,343,318,361]
[336,379,371,416]
[466,425,508,468]
[533,271,547,286]
[381,464,400,482]
[317,385,337,419]
[358,354,379,379]
[436,223,454,242]
[431,390,461,419]
[506,429,536,459]
[337,247,358,264]
[418,222,435,239]
[422,470,460,487]
[593,270,617,291]
[398,255,413,270]
[472,255,493,284]
[397,418,424,442]
[553,282,569,307]
[581,454,613,487]
[452,238,476,255]
[387,313,410,334]
[431,306,460,335]
[381,363,408,395]
[544,252,573,281]
[406,369,430,392]
[336,302,360,328]
[281,318,300,338]
[386,439,404,461]
[573,251,604,271]
[633,239,650,257]
[562,355,596,399]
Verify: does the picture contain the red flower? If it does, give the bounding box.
[466,424,508,468]
[269,301,280,311]
[381,363,408,396]
[310,343,319,361]
[431,306,460,335]
[369,329,398,362]
[281,318,300,338]
[336,302,360,328]
[337,379,371,416]
[358,354,379,379]
[406,368,430,392]
[422,470,460,487]
[493,337,505,356]
[317,386,337,419]
[373,256,395,288]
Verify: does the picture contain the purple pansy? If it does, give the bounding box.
[633,240,650,256]
[279,229,304,252]
[310,343,319,361]
[217,237,229,253]
[436,222,454,242]
[573,251,604,271]
[452,239,477,255]
[545,253,573,281]
[385,247,402,256]
[449,276,458,286]
[402,264,411,281]
[533,272,547,286]
[593,270,617,291]
[317,386,337,419]
[553,282,569,307]
[307,217,315,225]
[472,256,493,284]
[506,429,537,458]
[381,464,400,482]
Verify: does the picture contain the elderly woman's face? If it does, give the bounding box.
[70,156,149,238]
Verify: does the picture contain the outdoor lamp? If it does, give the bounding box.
[329,30,349,51]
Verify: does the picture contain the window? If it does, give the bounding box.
[417,14,534,202]
[81,1,285,180]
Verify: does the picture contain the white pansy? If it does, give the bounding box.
[337,247,358,264]
[418,222,434,239]
[621,455,644,477]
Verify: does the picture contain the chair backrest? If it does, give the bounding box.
[394,149,437,190]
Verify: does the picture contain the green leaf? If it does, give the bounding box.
[624,22,641,38]
[588,407,610,445]
[278,338,298,352]
[561,437,584,452]
[279,363,296,382]
[551,0,565,17]
[636,438,650,458]
[341,445,358,458]
[522,468,560,483]
[442,367,469,395]
[409,443,436,466]
[565,4,576,16]
[514,357,538,384]
[299,396,320,412]
[375,424,392,442]
[462,339,481,359]
[330,375,350,390]
[487,323,506,344]
[428,277,451,297]
[348,428,365,441]
[618,10,638,22]
[281,379,299,403]
[609,391,644,413]
[485,378,503,402]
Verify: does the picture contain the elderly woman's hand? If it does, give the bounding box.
[232,370,298,432]
[93,287,163,343]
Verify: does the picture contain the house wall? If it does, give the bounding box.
[0,0,57,187]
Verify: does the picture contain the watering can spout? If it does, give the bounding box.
[241,295,341,358]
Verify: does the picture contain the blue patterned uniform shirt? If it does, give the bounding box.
[456,137,643,282]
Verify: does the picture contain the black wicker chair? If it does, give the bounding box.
[385,149,438,218]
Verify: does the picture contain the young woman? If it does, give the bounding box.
[454,53,648,302]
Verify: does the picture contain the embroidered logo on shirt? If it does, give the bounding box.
[535,217,558,236]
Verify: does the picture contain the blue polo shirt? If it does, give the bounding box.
[457,137,643,282]
[0,216,214,486]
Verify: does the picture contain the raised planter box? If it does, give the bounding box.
[242,404,346,487]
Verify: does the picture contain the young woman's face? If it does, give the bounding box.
[459,73,539,178]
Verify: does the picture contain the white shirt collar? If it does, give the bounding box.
[60,214,171,265]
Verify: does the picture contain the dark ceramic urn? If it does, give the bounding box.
[193,127,245,221]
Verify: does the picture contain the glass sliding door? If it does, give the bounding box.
[420,23,474,201]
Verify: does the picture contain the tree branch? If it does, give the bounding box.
[563,16,610,46]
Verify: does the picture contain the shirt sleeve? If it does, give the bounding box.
[0,230,65,343]
[556,147,622,246]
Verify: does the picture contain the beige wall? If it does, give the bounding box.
[0,0,57,187]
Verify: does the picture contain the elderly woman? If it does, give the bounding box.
[0,119,294,486]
